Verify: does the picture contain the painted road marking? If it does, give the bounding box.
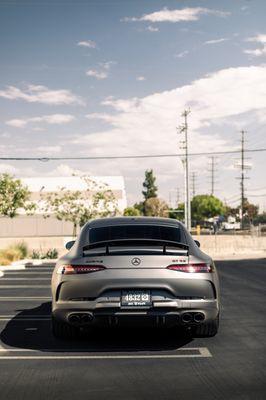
[0,347,212,359]
[4,271,52,274]
[0,318,50,321]
[0,297,51,301]
[0,315,49,317]
[0,278,51,280]
[0,285,50,288]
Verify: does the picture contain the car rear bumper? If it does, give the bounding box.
[52,298,219,328]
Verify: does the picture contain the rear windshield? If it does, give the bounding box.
[88,225,185,244]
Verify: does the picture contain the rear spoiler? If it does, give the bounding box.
[83,238,189,254]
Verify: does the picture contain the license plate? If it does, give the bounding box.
[121,290,151,307]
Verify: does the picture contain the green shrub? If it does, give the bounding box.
[31,249,41,259]
[30,248,58,259]
[45,248,58,259]
[14,242,28,258]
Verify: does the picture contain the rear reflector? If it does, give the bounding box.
[167,263,213,273]
[57,265,106,275]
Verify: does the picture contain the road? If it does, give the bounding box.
[0,258,265,400]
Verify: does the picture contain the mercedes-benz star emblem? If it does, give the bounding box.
[131,257,141,266]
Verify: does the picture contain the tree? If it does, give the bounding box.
[243,199,259,222]
[123,207,141,216]
[0,173,35,218]
[142,169,158,201]
[133,201,145,215]
[168,203,184,220]
[253,212,266,225]
[144,197,169,217]
[191,195,225,222]
[42,176,118,236]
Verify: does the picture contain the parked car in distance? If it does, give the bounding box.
[51,217,220,339]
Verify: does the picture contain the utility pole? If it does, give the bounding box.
[178,109,191,231]
[235,130,250,229]
[176,187,180,207]
[191,172,197,198]
[208,156,218,195]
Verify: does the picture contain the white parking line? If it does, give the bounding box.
[0,347,212,359]
[0,285,50,288]
[0,297,50,301]
[4,271,52,274]
[0,315,50,318]
[0,318,50,321]
[1,278,51,280]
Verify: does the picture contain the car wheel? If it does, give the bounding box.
[193,314,219,337]
[51,316,79,340]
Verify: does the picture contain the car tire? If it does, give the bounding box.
[51,317,79,340]
[193,315,219,337]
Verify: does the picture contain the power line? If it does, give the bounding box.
[1,147,266,161]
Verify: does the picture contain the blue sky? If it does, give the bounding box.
[0,0,266,209]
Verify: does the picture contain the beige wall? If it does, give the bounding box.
[0,216,76,238]
[0,234,265,258]
[193,235,266,257]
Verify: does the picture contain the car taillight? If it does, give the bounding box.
[57,265,106,275]
[167,263,213,273]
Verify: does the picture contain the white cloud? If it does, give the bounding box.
[73,65,266,163]
[77,40,96,48]
[36,146,62,153]
[146,26,159,32]
[136,76,146,81]
[0,163,18,174]
[6,114,75,128]
[100,61,116,70]
[204,38,228,45]
[244,48,266,57]
[244,34,266,57]
[247,34,266,44]
[86,69,108,80]
[122,7,230,23]
[86,61,115,80]
[47,164,91,177]
[175,50,189,58]
[0,84,84,105]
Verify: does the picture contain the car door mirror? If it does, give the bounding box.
[194,240,200,248]
[65,240,75,250]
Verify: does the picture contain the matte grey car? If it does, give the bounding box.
[51,217,220,339]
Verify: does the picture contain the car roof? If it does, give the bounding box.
[87,217,183,229]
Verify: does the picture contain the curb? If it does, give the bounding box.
[0,259,57,271]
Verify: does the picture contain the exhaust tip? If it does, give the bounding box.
[194,312,205,323]
[68,314,80,324]
[181,313,193,324]
[81,313,94,324]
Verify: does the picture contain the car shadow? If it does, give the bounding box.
[0,302,193,352]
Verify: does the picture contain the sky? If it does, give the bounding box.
[0,0,266,210]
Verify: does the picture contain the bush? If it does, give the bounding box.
[30,248,58,259]
[0,242,28,265]
[45,248,58,259]
[15,242,28,258]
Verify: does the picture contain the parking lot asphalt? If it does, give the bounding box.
[0,258,265,400]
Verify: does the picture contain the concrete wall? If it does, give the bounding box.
[192,234,266,257]
[0,216,76,238]
[0,234,265,259]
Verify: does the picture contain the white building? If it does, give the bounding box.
[0,176,127,238]
[21,175,127,214]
